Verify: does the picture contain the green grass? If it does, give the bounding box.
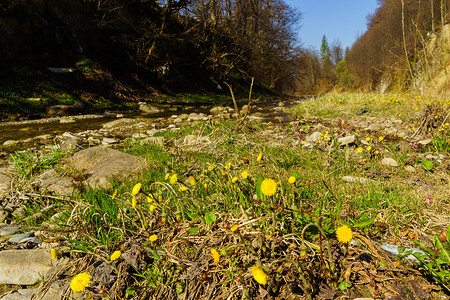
[12,113,450,298]
[431,135,450,152]
[9,147,68,179]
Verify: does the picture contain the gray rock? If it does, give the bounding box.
[247,115,263,123]
[301,141,312,148]
[0,170,12,198]
[2,141,18,146]
[59,117,76,124]
[396,131,407,138]
[62,132,77,139]
[101,137,117,145]
[0,249,52,285]
[39,176,76,196]
[405,165,416,172]
[45,105,74,116]
[9,232,35,243]
[60,138,83,151]
[102,118,135,129]
[36,134,53,140]
[0,288,36,300]
[35,281,66,300]
[87,137,101,145]
[0,227,21,237]
[306,132,322,143]
[356,108,369,115]
[384,128,397,135]
[18,236,42,244]
[360,139,370,145]
[188,113,203,122]
[337,135,355,145]
[381,157,399,167]
[177,113,189,120]
[70,146,144,190]
[132,132,148,140]
[139,104,161,114]
[250,112,264,118]
[210,106,226,115]
[366,124,381,131]
[426,154,438,160]
[38,169,58,181]
[342,176,370,184]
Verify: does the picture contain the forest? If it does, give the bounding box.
[1,0,450,100]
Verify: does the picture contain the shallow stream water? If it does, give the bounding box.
[0,99,301,148]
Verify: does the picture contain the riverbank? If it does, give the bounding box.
[0,92,449,299]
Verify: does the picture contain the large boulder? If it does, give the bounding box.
[0,169,12,198]
[70,146,144,189]
[0,249,52,285]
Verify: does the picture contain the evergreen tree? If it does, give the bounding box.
[320,35,330,62]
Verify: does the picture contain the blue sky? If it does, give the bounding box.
[284,0,380,50]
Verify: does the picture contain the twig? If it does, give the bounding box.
[348,260,380,297]
[224,82,240,120]
[238,77,258,125]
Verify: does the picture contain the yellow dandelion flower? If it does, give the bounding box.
[207,165,215,172]
[179,186,188,192]
[365,137,371,142]
[131,197,137,208]
[149,234,158,242]
[366,146,372,151]
[70,272,91,292]
[110,250,121,261]
[375,150,379,155]
[232,176,238,183]
[260,178,277,196]
[251,266,267,285]
[398,113,402,117]
[257,152,263,161]
[189,176,196,186]
[149,204,157,212]
[211,248,220,263]
[288,176,296,184]
[225,162,232,170]
[241,171,249,179]
[378,136,384,142]
[158,196,163,203]
[170,174,178,185]
[336,225,353,243]
[357,147,363,153]
[230,224,239,232]
[146,195,153,203]
[132,183,142,195]
[51,248,58,260]
[111,189,118,200]
[203,183,208,190]
[165,173,170,180]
